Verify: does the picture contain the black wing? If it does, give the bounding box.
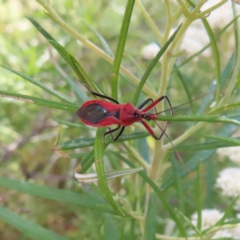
[77,103,110,124]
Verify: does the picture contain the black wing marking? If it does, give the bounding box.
[77,103,110,124]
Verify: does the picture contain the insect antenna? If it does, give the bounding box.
[80,81,119,104]
[156,92,213,115]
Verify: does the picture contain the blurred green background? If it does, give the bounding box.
[0,0,239,239]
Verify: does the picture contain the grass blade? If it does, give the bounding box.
[56,132,149,150]
[132,24,182,105]
[144,192,156,240]
[202,19,221,102]
[0,90,77,111]
[1,65,76,104]
[111,0,135,100]
[83,20,114,57]
[162,123,238,190]
[94,128,124,216]
[157,114,240,125]
[113,152,188,237]
[0,178,115,213]
[0,205,68,240]
[196,163,202,231]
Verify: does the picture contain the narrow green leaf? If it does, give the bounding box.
[173,135,240,153]
[133,24,182,105]
[0,205,67,240]
[94,128,124,216]
[57,132,149,150]
[214,196,240,227]
[112,152,188,237]
[27,17,99,93]
[157,114,240,125]
[103,214,120,240]
[0,90,77,111]
[75,167,143,183]
[196,163,202,231]
[144,192,156,240]
[56,137,95,150]
[175,209,203,236]
[201,135,240,145]
[220,53,235,89]
[172,141,234,152]
[80,132,146,173]
[62,75,88,102]
[26,16,56,41]
[171,157,185,213]
[80,150,95,173]
[210,102,240,114]
[68,55,99,92]
[83,20,114,57]
[177,16,239,69]
[1,65,76,104]
[225,218,240,225]
[162,123,238,190]
[202,19,221,102]
[175,68,194,114]
[111,0,135,100]
[0,178,115,213]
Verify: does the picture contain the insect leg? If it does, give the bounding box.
[137,98,154,109]
[83,83,119,104]
[104,126,125,142]
[137,98,158,115]
[142,96,173,116]
[141,120,167,140]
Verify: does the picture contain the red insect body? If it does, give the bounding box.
[76,88,173,141]
[78,100,147,127]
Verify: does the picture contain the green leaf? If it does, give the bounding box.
[175,68,195,114]
[144,192,156,240]
[210,102,240,114]
[57,132,149,150]
[176,12,239,70]
[196,163,202,231]
[27,17,99,93]
[214,196,240,227]
[111,0,135,100]
[0,205,67,240]
[0,90,77,111]
[202,20,220,102]
[83,20,114,57]
[202,135,240,145]
[171,156,185,213]
[157,114,240,125]
[94,128,124,216]
[1,65,76,104]
[175,209,202,237]
[173,136,240,152]
[113,152,188,237]
[80,150,95,173]
[75,167,143,183]
[133,24,182,105]
[0,178,115,213]
[103,214,120,240]
[172,142,232,152]
[220,53,235,89]
[26,16,56,41]
[162,123,238,190]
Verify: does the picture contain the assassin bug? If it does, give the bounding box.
[76,85,173,141]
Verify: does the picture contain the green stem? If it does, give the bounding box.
[136,0,163,44]
[36,0,155,97]
[197,0,228,18]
